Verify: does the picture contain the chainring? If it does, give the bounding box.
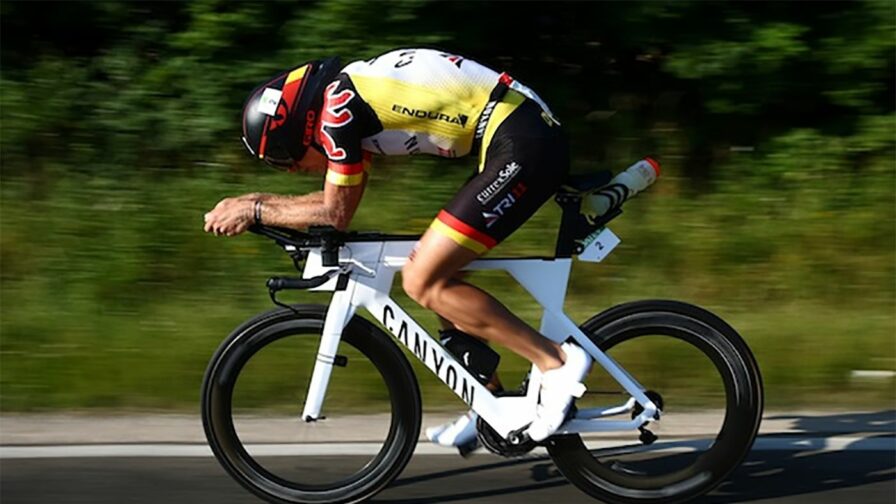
[476,417,537,458]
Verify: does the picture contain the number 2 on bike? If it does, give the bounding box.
[202,164,763,504]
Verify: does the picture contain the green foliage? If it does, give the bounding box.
[0,1,893,410]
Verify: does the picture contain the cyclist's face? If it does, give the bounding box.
[289,146,327,174]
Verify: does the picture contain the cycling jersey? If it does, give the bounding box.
[318,48,569,253]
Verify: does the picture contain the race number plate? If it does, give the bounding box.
[578,227,620,262]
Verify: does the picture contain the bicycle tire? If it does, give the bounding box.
[546,299,763,504]
[201,304,421,504]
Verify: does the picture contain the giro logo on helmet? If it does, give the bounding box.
[302,110,317,147]
[319,82,356,160]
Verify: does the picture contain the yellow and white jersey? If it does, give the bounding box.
[315,48,511,187]
[316,48,561,187]
[342,48,500,158]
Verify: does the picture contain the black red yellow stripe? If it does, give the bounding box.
[326,161,366,186]
[429,210,497,254]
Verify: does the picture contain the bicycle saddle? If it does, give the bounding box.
[560,170,613,194]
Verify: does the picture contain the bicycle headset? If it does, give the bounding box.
[241,57,342,169]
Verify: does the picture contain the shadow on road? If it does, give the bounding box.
[708,410,896,503]
[765,410,896,436]
[375,410,896,503]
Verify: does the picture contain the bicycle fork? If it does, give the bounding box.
[300,288,358,422]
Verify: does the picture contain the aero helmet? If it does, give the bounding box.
[241,57,341,168]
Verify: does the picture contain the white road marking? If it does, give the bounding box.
[0,436,892,459]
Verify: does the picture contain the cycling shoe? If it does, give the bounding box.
[425,411,480,456]
[527,342,592,442]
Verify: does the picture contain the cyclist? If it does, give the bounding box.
[203,48,592,449]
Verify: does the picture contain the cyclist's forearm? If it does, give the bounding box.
[242,191,324,205]
[258,194,346,230]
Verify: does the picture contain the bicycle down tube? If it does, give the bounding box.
[298,238,661,437]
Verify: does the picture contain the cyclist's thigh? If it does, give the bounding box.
[406,230,479,282]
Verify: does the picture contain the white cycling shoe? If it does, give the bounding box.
[527,341,592,442]
[425,411,480,456]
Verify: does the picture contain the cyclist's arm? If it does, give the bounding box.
[235,192,324,205]
[255,173,367,232]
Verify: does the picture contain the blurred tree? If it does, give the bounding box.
[0,0,893,409]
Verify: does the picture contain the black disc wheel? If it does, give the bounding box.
[546,300,763,504]
[201,305,421,504]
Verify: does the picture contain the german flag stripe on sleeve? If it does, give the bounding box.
[326,171,365,186]
[328,161,365,175]
[429,210,497,254]
[326,161,365,186]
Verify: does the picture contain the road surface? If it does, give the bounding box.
[1,410,893,503]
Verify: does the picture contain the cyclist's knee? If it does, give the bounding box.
[402,269,431,307]
[402,265,447,309]
[402,232,472,307]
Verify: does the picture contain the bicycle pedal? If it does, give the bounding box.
[638,427,657,445]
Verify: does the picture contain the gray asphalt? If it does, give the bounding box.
[3,410,895,503]
[2,444,894,503]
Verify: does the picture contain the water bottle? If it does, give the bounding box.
[584,157,661,217]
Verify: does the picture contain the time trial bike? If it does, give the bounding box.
[201,170,764,504]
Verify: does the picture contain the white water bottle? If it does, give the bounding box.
[584,157,661,217]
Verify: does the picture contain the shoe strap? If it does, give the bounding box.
[541,378,587,399]
[566,381,587,398]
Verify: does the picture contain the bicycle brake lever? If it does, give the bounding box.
[266,274,331,314]
[266,267,347,313]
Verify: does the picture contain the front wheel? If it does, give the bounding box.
[201,304,421,504]
[547,300,763,504]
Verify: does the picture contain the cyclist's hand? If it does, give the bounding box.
[204,197,253,237]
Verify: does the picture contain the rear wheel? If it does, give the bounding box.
[201,305,421,504]
[547,300,763,504]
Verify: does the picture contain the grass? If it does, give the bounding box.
[1,272,891,413]
[1,159,893,413]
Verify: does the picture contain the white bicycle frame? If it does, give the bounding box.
[296,229,660,439]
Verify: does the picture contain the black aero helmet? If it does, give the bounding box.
[241,57,341,168]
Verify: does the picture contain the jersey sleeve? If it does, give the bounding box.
[318,74,381,187]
